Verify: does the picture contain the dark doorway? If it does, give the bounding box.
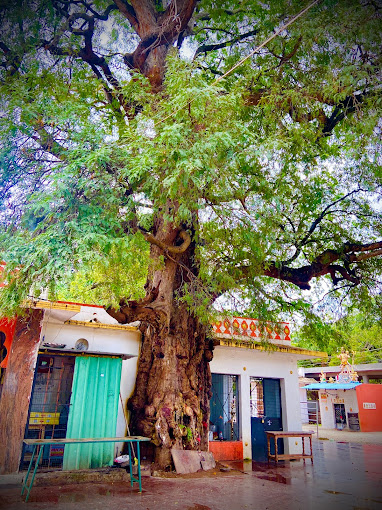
[250,377,283,461]
[334,403,346,429]
[21,355,75,470]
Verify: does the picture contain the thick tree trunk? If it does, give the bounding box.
[108,214,214,468]
[121,0,198,92]
[129,303,213,468]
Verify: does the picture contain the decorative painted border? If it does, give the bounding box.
[212,316,291,344]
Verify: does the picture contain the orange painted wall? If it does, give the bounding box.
[0,317,16,368]
[356,384,382,432]
[208,441,243,461]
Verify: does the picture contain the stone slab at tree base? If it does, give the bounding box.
[199,452,216,471]
[171,450,216,474]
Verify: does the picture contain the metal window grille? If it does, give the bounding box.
[21,355,75,471]
[250,378,264,418]
[334,403,347,428]
[210,374,240,441]
[300,400,319,436]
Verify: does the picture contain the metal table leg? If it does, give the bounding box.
[136,441,142,493]
[127,441,142,491]
[274,435,279,463]
[127,442,134,488]
[21,445,36,496]
[21,445,44,502]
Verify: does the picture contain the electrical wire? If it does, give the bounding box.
[154,0,320,127]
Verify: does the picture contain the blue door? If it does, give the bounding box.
[251,378,283,461]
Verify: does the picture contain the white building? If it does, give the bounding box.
[0,302,326,473]
[208,316,326,461]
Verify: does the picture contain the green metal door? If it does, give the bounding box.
[63,356,122,470]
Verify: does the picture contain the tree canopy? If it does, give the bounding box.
[296,312,382,366]
[0,0,381,324]
[1,0,382,464]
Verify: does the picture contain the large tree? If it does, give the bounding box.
[0,0,381,466]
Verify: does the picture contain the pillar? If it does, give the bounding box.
[0,309,43,474]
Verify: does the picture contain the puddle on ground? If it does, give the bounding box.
[324,490,352,495]
[251,462,288,472]
[256,474,291,485]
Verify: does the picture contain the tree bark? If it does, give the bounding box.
[108,213,213,468]
[106,3,212,465]
[120,0,197,91]
[129,303,213,468]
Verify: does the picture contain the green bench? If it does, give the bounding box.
[22,436,150,502]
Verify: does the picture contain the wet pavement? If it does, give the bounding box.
[0,439,381,510]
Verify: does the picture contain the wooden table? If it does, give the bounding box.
[21,436,150,502]
[265,431,314,463]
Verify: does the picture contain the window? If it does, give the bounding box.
[210,374,240,441]
[250,378,264,418]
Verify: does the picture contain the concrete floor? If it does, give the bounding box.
[302,423,382,444]
[0,438,381,510]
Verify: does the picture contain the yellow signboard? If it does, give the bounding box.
[29,412,60,425]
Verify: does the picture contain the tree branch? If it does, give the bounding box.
[237,240,382,290]
[31,122,67,161]
[141,229,191,254]
[322,93,366,136]
[106,282,166,326]
[285,188,367,263]
[245,87,370,138]
[0,41,22,76]
[119,0,198,89]
[195,8,248,21]
[269,35,303,66]
[112,0,139,31]
[194,29,259,58]
[42,6,138,117]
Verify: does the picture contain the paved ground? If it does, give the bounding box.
[1,436,382,510]
[302,423,382,444]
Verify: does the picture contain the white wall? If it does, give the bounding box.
[210,346,303,459]
[318,389,359,429]
[40,320,140,357]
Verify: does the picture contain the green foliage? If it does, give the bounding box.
[0,0,381,331]
[296,313,382,366]
[186,426,193,442]
[56,234,149,307]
